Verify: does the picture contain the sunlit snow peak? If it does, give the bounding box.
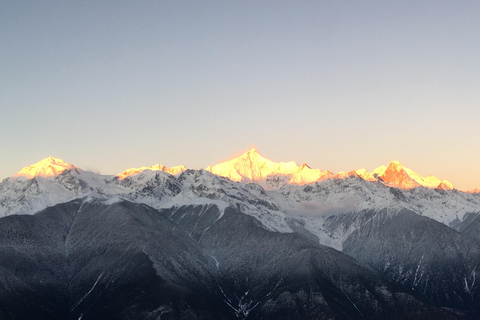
[205,148,332,189]
[206,150,454,191]
[14,157,77,179]
[373,160,454,190]
[117,164,187,180]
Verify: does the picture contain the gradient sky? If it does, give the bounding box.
[1,1,480,190]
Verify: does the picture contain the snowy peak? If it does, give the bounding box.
[438,180,454,190]
[372,160,405,176]
[205,149,457,191]
[206,149,456,191]
[14,157,77,179]
[206,148,295,182]
[355,168,377,182]
[374,160,454,190]
[386,160,404,171]
[205,148,333,189]
[376,161,420,189]
[240,147,262,161]
[117,164,187,180]
[288,163,333,185]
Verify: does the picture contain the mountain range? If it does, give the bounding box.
[0,149,479,319]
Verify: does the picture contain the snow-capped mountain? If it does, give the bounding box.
[206,149,454,191]
[0,157,290,232]
[0,199,455,320]
[272,174,480,249]
[116,164,186,180]
[202,149,478,247]
[372,160,454,190]
[14,156,77,179]
[206,148,333,190]
[1,152,477,232]
[2,151,480,318]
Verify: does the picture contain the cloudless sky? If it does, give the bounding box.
[1,1,480,190]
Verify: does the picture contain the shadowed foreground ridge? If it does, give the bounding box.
[0,199,458,319]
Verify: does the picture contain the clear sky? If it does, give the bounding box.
[1,1,480,190]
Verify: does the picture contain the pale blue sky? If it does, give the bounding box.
[2,1,480,190]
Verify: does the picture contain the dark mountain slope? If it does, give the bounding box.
[162,204,457,319]
[343,208,480,317]
[451,212,480,242]
[0,199,232,320]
